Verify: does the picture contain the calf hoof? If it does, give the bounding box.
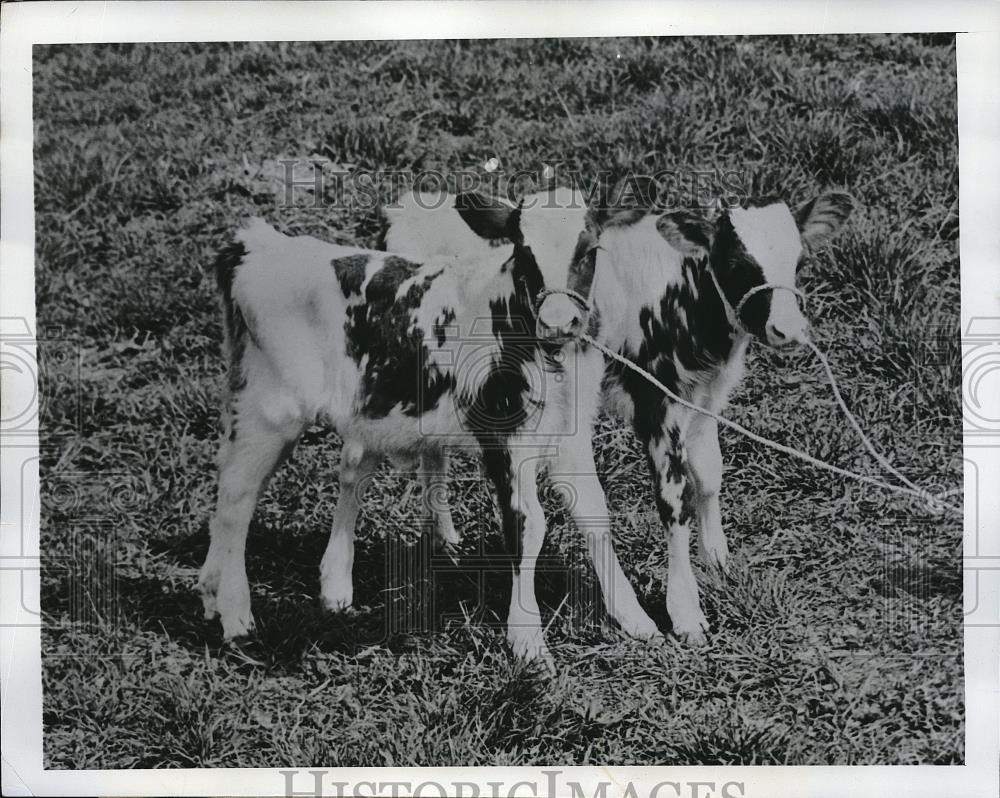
[320,583,353,613]
[699,531,730,572]
[618,614,664,641]
[202,599,219,621]
[220,610,256,640]
[200,589,219,620]
[667,589,709,646]
[671,618,709,647]
[508,631,556,674]
[435,521,461,550]
[700,548,729,573]
[675,628,708,646]
[197,570,220,619]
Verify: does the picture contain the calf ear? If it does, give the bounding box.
[609,174,659,208]
[454,191,516,240]
[795,191,854,250]
[591,174,657,229]
[656,211,714,257]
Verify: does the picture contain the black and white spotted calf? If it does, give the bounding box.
[386,189,853,643]
[198,189,654,666]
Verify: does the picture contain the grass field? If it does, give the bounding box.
[34,35,963,767]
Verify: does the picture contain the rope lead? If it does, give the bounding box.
[580,332,962,520]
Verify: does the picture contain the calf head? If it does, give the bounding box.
[453,187,598,338]
[656,192,854,346]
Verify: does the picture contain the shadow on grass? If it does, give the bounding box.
[870,562,962,600]
[122,520,623,671]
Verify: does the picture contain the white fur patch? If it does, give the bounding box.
[660,475,685,509]
[729,203,802,284]
[517,187,590,289]
[595,215,686,354]
[384,191,499,261]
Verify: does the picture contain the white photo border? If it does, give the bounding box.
[2,2,997,796]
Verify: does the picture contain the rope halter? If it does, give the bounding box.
[706,267,807,336]
[531,287,592,342]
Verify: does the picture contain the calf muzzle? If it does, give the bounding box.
[533,288,591,343]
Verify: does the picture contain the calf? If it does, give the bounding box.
[198,189,657,666]
[385,188,853,643]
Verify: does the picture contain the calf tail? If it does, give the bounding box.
[212,241,251,398]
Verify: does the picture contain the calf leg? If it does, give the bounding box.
[648,409,708,645]
[320,441,379,611]
[687,417,728,570]
[482,446,553,667]
[199,403,300,639]
[551,437,661,640]
[418,449,459,549]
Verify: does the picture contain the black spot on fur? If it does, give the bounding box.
[711,213,770,337]
[432,308,456,347]
[567,230,599,300]
[664,425,687,478]
[331,254,368,298]
[342,256,453,418]
[462,295,537,435]
[743,195,782,209]
[364,255,423,302]
[478,444,523,569]
[657,211,713,253]
[647,425,694,528]
[508,243,545,310]
[652,480,694,528]
[214,240,245,300]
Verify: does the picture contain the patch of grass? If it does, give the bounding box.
[35,35,962,767]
